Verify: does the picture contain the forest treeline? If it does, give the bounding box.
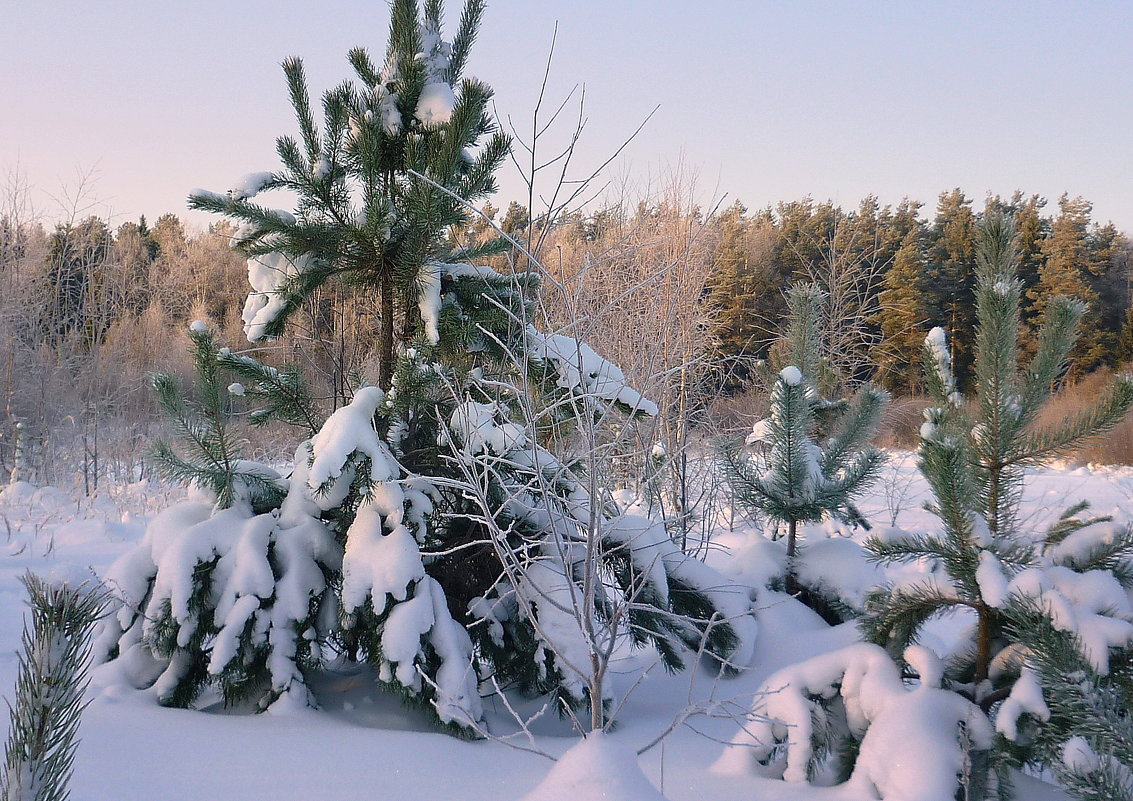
[1,184,1130,486]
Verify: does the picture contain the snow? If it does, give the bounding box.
[227,382,246,396]
[242,251,315,342]
[714,642,993,800]
[975,549,1010,608]
[227,172,275,201]
[996,668,1050,741]
[517,560,601,702]
[779,365,802,386]
[1061,736,1100,774]
[924,326,960,405]
[794,534,885,611]
[415,81,457,126]
[527,327,659,417]
[450,400,528,455]
[417,261,443,344]
[306,386,395,497]
[189,319,208,333]
[519,733,669,801]
[1006,565,1133,673]
[745,418,771,445]
[3,451,1126,799]
[340,505,424,614]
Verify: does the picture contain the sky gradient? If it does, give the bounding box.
[4,0,1132,230]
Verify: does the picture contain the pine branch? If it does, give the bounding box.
[861,582,972,654]
[1021,295,1086,423]
[1019,375,1133,464]
[283,56,321,162]
[448,0,485,83]
[1,573,108,801]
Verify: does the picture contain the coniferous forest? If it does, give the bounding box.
[2,187,1130,484]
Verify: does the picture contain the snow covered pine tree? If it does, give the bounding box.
[95,0,754,733]
[721,283,887,602]
[860,211,1133,797]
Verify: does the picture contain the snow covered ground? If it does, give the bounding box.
[1,453,1128,800]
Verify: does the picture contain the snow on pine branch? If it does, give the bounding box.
[414,20,456,126]
[242,251,315,342]
[714,643,992,801]
[527,326,659,417]
[925,326,961,406]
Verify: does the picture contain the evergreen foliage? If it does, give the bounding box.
[148,324,287,513]
[860,211,1133,797]
[1030,195,1105,370]
[708,201,761,372]
[722,283,887,594]
[1003,597,1133,801]
[873,230,929,392]
[100,0,754,734]
[926,189,979,388]
[1,573,108,801]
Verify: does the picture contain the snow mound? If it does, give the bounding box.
[518,733,669,801]
[714,642,993,801]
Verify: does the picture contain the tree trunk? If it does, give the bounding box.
[379,266,395,391]
[785,518,798,595]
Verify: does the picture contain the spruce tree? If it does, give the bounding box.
[861,211,1133,797]
[99,0,754,732]
[721,283,887,594]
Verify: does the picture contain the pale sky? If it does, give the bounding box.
[4,0,1132,231]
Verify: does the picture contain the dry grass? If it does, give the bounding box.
[868,369,1133,465]
[873,395,931,451]
[1034,368,1133,466]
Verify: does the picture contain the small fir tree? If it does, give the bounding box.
[861,211,1133,797]
[148,323,288,513]
[722,283,888,594]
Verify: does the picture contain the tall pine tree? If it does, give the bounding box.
[873,230,928,393]
[98,0,754,732]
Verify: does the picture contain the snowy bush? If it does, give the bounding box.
[715,643,993,800]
